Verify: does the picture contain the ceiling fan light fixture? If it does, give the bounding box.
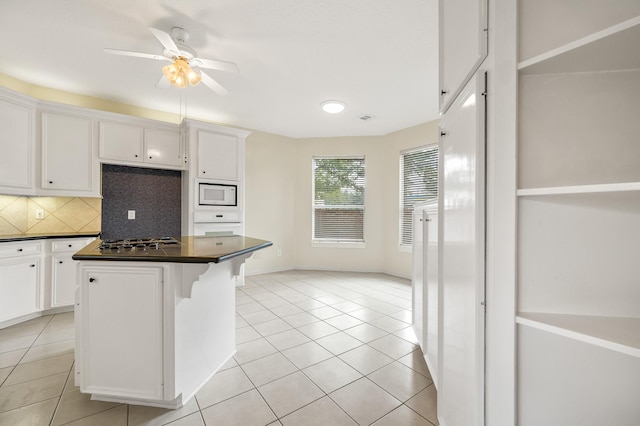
[162,57,200,89]
[186,67,201,86]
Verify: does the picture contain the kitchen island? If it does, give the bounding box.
[72,235,272,409]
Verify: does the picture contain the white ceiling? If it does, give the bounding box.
[0,0,439,138]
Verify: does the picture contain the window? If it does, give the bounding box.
[313,157,365,242]
[400,145,438,246]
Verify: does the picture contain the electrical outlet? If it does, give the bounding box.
[277,249,282,257]
[35,209,45,220]
[128,210,136,220]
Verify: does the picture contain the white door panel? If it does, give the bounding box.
[438,72,486,426]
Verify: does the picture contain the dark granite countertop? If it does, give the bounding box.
[72,235,273,264]
[0,232,101,243]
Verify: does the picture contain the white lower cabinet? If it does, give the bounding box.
[51,254,76,307]
[0,241,42,324]
[412,201,439,387]
[77,265,164,400]
[48,237,95,308]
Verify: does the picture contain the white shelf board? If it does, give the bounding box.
[516,312,640,358]
[517,182,640,197]
[518,16,640,75]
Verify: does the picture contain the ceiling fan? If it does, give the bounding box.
[105,27,238,95]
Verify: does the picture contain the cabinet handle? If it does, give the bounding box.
[202,170,206,174]
[89,277,96,283]
[134,154,138,158]
[49,180,53,184]
[59,261,63,264]
[30,264,35,267]
[68,244,73,247]
[440,131,447,137]
[149,156,153,159]
[17,248,23,252]
[440,89,448,96]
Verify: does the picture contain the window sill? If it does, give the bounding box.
[312,241,366,249]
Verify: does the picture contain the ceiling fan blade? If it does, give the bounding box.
[104,48,169,61]
[155,75,171,88]
[199,71,229,96]
[192,58,239,74]
[149,27,180,54]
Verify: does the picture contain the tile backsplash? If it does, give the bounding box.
[0,195,101,236]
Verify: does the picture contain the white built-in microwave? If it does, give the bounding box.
[199,183,237,206]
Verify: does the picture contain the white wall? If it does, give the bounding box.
[243,121,439,278]
[244,130,297,274]
[382,120,440,277]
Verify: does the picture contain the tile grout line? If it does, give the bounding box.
[232,274,432,425]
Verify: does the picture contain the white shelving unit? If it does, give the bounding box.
[516,2,640,424]
[516,313,640,359]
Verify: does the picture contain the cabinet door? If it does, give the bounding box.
[412,210,425,349]
[99,121,143,163]
[51,254,76,307]
[0,258,40,322]
[424,205,439,385]
[0,95,34,193]
[438,73,486,426]
[197,131,239,180]
[41,112,95,192]
[145,128,182,167]
[439,0,487,112]
[78,265,163,400]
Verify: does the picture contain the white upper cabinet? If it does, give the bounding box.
[40,109,98,196]
[181,119,250,236]
[197,131,240,181]
[439,0,488,112]
[99,121,144,163]
[145,128,182,167]
[99,120,183,169]
[0,89,36,195]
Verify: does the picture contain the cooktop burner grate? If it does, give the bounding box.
[98,237,181,251]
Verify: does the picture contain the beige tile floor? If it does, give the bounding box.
[0,270,438,425]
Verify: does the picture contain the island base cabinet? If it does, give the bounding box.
[76,265,164,402]
[74,259,242,409]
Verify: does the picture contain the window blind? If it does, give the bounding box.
[400,146,438,246]
[313,157,365,242]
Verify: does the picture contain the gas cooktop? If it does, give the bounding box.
[98,237,181,252]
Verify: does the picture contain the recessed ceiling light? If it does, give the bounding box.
[321,100,346,114]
